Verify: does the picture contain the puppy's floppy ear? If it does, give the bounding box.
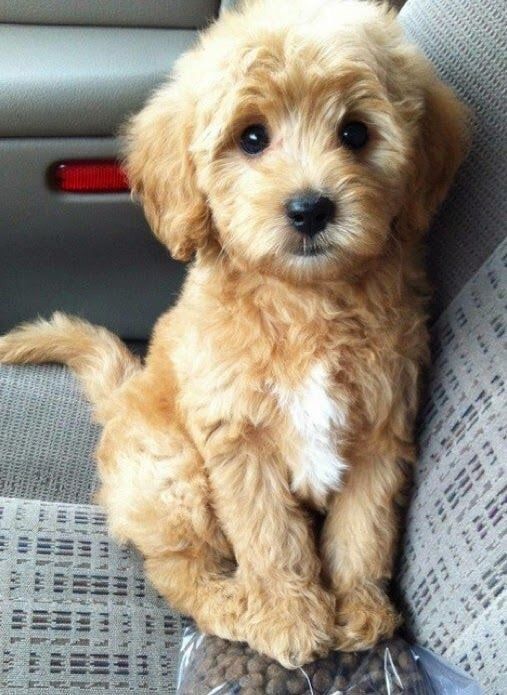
[401,73,469,233]
[123,78,210,262]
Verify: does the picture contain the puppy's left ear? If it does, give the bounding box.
[123,75,211,262]
[401,73,469,233]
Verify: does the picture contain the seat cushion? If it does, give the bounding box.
[0,496,183,692]
[397,239,506,693]
[0,364,100,504]
[400,0,507,317]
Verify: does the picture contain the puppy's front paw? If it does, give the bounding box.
[333,583,401,652]
[243,586,336,668]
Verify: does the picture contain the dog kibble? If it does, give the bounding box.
[206,641,222,657]
[201,656,215,671]
[220,654,238,670]
[177,631,427,694]
[398,651,410,669]
[266,675,290,695]
[225,662,246,681]
[247,656,266,673]
[332,674,349,690]
[208,672,226,689]
[266,662,284,678]
[338,653,354,667]
[239,673,265,688]
[312,667,334,691]
[286,676,307,694]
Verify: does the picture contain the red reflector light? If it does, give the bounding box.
[53,160,130,193]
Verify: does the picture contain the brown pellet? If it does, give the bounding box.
[225,661,247,681]
[247,656,268,673]
[286,675,307,694]
[239,672,265,688]
[266,675,289,695]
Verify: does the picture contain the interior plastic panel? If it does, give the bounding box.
[0,11,212,340]
[0,25,197,137]
[0,0,220,29]
[0,139,186,340]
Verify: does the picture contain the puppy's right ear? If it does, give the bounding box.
[398,67,469,236]
[123,78,211,262]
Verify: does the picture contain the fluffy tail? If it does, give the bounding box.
[0,312,141,421]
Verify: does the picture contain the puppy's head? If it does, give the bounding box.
[125,0,468,278]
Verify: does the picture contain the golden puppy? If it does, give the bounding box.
[0,0,467,668]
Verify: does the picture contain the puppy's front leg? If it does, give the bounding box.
[205,425,335,668]
[321,445,409,651]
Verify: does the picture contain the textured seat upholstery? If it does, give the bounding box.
[398,240,506,693]
[0,364,99,504]
[0,497,184,692]
[0,0,505,692]
[394,2,507,690]
[400,0,506,318]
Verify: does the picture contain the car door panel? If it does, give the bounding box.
[0,3,218,338]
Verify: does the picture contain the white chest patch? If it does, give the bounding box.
[273,363,348,500]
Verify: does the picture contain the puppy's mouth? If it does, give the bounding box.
[291,236,328,258]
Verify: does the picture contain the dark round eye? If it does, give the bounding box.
[239,124,270,155]
[340,121,369,150]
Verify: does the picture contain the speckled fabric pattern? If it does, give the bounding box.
[0,496,183,693]
[0,363,100,503]
[398,238,506,694]
[400,0,507,318]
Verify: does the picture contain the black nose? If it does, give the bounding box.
[286,193,336,237]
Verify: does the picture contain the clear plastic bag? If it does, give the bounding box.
[177,626,431,694]
[411,646,482,695]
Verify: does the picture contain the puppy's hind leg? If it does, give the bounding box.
[97,422,248,644]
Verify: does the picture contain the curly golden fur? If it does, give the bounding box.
[0,0,468,668]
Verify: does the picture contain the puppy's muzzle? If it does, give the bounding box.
[286,192,336,238]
